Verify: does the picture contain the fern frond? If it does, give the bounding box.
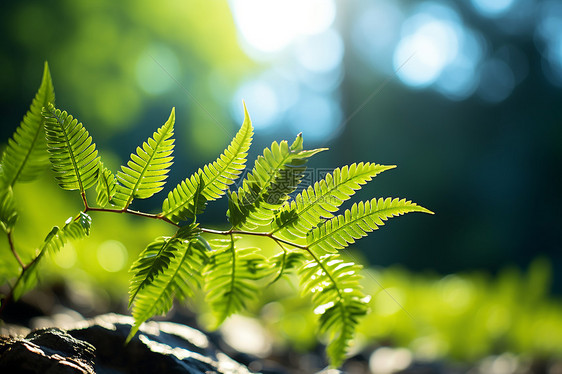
[269,249,306,285]
[228,134,326,229]
[126,239,207,342]
[1,62,55,186]
[112,108,175,209]
[0,186,17,233]
[160,104,253,223]
[95,162,116,207]
[13,212,91,300]
[128,223,200,307]
[204,237,270,327]
[308,197,433,254]
[160,171,208,223]
[42,104,100,193]
[273,163,395,240]
[299,253,368,367]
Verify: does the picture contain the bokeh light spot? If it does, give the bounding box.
[471,0,516,17]
[434,30,484,100]
[54,243,77,269]
[233,80,280,130]
[394,18,460,88]
[536,1,562,86]
[97,240,128,273]
[352,0,404,73]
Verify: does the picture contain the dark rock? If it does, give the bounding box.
[67,313,253,374]
[0,327,96,373]
[1,313,255,373]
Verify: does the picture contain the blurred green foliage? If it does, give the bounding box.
[1,0,253,159]
[241,255,562,362]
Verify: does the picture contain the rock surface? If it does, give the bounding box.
[0,328,95,373]
[0,313,254,374]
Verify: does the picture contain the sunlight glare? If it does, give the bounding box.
[230,0,336,54]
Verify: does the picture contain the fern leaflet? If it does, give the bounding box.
[273,163,395,241]
[95,162,116,207]
[13,212,91,300]
[228,134,326,229]
[112,108,175,209]
[42,104,100,193]
[160,103,253,223]
[127,238,207,342]
[269,249,307,285]
[1,62,55,186]
[128,223,200,307]
[204,236,270,327]
[299,253,368,367]
[0,186,17,233]
[308,197,433,254]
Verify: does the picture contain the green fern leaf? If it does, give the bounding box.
[204,237,270,327]
[126,238,207,342]
[160,171,208,223]
[228,134,326,229]
[112,108,175,209]
[269,250,306,284]
[95,162,117,207]
[13,212,91,300]
[42,104,100,192]
[160,104,253,223]
[0,186,18,233]
[308,197,433,254]
[1,62,55,186]
[273,163,395,240]
[299,253,368,367]
[128,223,200,307]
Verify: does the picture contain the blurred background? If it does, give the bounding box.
[1,0,562,371]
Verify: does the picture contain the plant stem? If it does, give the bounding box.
[268,241,287,285]
[84,205,307,252]
[84,206,180,227]
[7,231,25,269]
[81,191,89,210]
[0,235,41,316]
[200,227,308,250]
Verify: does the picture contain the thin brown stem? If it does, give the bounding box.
[0,235,41,316]
[268,241,287,286]
[81,191,89,210]
[84,206,180,227]
[7,231,24,269]
[200,227,308,250]
[83,199,308,251]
